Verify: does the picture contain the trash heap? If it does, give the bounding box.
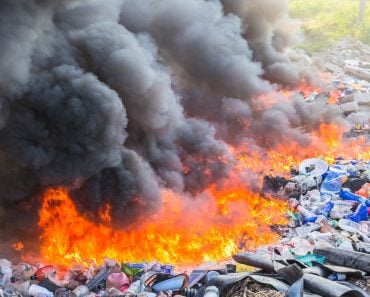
[239,157,370,296]
[311,39,370,136]
[330,74,370,135]
[322,39,370,81]
[286,158,370,256]
[1,157,370,297]
[0,257,239,297]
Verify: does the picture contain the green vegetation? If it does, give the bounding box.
[289,0,370,52]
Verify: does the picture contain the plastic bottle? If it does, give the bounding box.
[347,203,369,223]
[340,190,370,207]
[137,293,157,297]
[11,280,31,296]
[302,216,319,224]
[346,164,359,176]
[337,238,354,251]
[28,284,54,297]
[293,175,321,193]
[321,201,335,217]
[356,242,370,253]
[338,219,362,233]
[306,189,321,202]
[330,200,355,219]
[70,285,90,297]
[360,221,370,236]
[126,280,141,295]
[321,169,347,194]
[0,259,13,287]
[327,273,346,281]
[204,286,219,297]
[307,231,332,242]
[302,201,334,224]
[295,223,321,236]
[297,205,316,218]
[206,271,220,282]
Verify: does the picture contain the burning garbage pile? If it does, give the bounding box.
[1,157,370,297]
[1,0,370,297]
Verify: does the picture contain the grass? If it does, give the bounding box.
[289,0,370,52]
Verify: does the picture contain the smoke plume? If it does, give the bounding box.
[0,0,347,244]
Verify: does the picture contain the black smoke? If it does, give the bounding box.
[0,0,347,245]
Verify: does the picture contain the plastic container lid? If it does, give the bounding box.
[299,158,328,177]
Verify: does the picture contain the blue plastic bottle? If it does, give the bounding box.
[321,170,346,194]
[347,203,369,223]
[303,216,319,224]
[321,201,335,217]
[340,190,370,207]
[302,202,334,224]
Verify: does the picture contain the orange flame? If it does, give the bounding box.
[32,76,369,268]
[12,241,24,251]
[327,90,341,105]
[36,120,369,267]
[99,203,112,224]
[234,123,369,178]
[38,187,287,267]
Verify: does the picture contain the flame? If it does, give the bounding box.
[327,90,341,105]
[12,242,24,251]
[99,203,112,224]
[259,124,366,176]
[32,76,369,268]
[36,119,369,267]
[38,187,287,267]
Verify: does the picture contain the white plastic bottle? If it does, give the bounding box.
[204,286,219,297]
[338,219,362,233]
